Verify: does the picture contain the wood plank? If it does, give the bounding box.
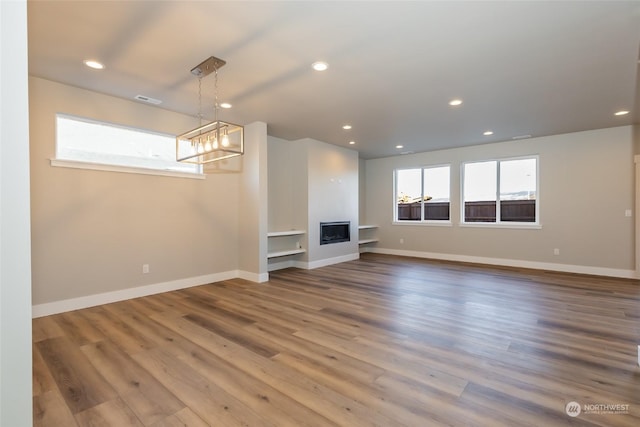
[183,312,280,358]
[148,408,209,427]
[272,351,450,426]
[36,336,118,414]
[160,338,339,427]
[81,306,158,355]
[101,299,187,347]
[372,371,513,427]
[213,290,364,339]
[177,295,257,327]
[458,381,605,427]
[81,339,184,425]
[294,327,469,397]
[32,316,65,343]
[53,310,106,346]
[243,321,385,385]
[151,315,401,427]
[33,343,57,397]
[132,346,278,427]
[34,390,79,427]
[74,398,144,427]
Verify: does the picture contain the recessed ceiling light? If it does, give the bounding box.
[312,61,328,71]
[220,102,232,109]
[449,99,463,106]
[83,59,104,70]
[342,124,352,130]
[483,131,494,136]
[349,141,356,145]
[396,145,404,149]
[614,110,629,116]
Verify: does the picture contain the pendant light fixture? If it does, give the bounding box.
[176,56,244,164]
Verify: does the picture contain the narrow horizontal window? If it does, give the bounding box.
[55,114,201,175]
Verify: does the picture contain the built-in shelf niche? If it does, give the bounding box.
[358,224,379,245]
[267,230,306,259]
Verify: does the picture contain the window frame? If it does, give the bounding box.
[393,164,452,225]
[52,113,204,179]
[460,155,540,228]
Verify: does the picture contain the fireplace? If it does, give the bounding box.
[320,221,350,245]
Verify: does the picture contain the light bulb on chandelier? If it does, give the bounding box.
[222,128,230,147]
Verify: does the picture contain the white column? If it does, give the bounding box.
[635,154,640,278]
[0,0,33,425]
[238,121,269,282]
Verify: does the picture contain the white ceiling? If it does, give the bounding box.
[28,1,640,159]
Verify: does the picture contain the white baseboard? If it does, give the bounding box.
[33,270,244,318]
[268,259,297,272]
[367,247,637,279]
[33,249,635,318]
[305,253,360,270]
[268,253,360,271]
[237,270,269,283]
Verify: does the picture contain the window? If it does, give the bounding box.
[55,114,201,175]
[395,165,450,222]
[462,157,537,224]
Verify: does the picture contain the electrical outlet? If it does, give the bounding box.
[625,209,632,217]
[553,248,560,256]
[400,238,404,244]
[142,264,150,274]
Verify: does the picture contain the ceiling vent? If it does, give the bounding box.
[134,94,162,105]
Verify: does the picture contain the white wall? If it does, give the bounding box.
[305,139,359,266]
[634,126,639,276]
[636,153,640,276]
[267,135,295,231]
[267,135,308,270]
[365,126,635,277]
[290,141,310,260]
[238,122,269,282]
[267,137,359,269]
[0,0,33,425]
[359,158,366,223]
[29,77,244,308]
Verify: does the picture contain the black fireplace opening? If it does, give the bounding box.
[320,221,351,245]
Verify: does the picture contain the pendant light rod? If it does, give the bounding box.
[191,56,226,78]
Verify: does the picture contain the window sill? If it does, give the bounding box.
[459,222,542,230]
[50,159,205,180]
[392,221,453,227]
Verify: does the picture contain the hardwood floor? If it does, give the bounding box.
[33,253,640,426]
